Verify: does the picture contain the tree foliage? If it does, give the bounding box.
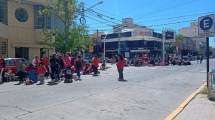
[41,0,92,53]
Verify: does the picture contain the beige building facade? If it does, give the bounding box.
[0,0,54,60]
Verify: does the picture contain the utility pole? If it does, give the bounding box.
[97,29,99,54]
[162,31,165,63]
[206,37,209,87]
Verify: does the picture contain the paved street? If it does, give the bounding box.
[0,59,213,120]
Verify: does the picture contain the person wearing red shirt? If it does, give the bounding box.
[117,54,125,80]
[65,53,72,68]
[42,54,49,69]
[37,62,47,84]
[92,55,100,76]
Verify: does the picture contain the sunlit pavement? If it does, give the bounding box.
[0,59,213,120]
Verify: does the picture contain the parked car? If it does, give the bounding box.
[171,57,182,65]
[99,57,111,63]
[3,58,34,74]
[83,57,92,64]
[182,56,191,65]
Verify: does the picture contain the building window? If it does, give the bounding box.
[1,41,7,54]
[34,5,51,29]
[15,47,29,60]
[0,0,8,25]
[15,8,28,22]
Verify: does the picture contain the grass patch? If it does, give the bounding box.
[199,87,215,101]
[199,87,209,95]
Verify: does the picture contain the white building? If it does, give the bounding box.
[178,22,206,55]
[179,22,198,37]
[101,18,162,58]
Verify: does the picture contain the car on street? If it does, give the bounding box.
[182,56,191,65]
[171,57,182,65]
[3,58,34,74]
[83,57,92,63]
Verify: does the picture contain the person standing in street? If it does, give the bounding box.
[37,62,47,85]
[75,56,82,80]
[41,54,49,70]
[117,54,125,80]
[197,56,200,63]
[32,56,40,68]
[50,54,60,82]
[92,55,100,76]
[200,56,204,64]
[65,53,72,68]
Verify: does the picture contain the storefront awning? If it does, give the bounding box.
[11,43,54,49]
[130,50,150,53]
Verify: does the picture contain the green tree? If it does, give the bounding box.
[175,34,184,54]
[41,0,91,53]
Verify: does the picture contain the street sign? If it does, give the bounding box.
[198,14,214,37]
[164,31,175,42]
[89,46,94,52]
[125,52,129,58]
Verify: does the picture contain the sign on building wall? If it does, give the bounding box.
[132,29,153,37]
[125,52,129,58]
[89,46,94,52]
[164,31,176,42]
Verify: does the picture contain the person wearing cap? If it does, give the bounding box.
[117,54,125,80]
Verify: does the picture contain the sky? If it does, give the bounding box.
[81,0,215,46]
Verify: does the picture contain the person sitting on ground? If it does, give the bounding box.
[5,68,15,81]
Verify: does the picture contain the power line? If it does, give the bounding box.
[136,0,197,19]
[84,3,122,20]
[136,11,215,24]
[84,6,122,23]
[87,12,121,26]
[85,15,113,27]
[119,0,154,16]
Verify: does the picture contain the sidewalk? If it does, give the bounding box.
[174,94,215,120]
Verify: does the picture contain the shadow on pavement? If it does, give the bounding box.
[14,82,23,85]
[47,81,58,86]
[118,79,128,82]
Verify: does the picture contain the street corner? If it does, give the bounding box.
[165,82,206,120]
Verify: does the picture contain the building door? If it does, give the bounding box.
[15,47,29,60]
[40,48,49,58]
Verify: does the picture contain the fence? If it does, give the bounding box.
[208,69,215,100]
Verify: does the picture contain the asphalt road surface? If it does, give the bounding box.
[0,59,213,120]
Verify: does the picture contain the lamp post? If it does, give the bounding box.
[84,1,103,12]
[102,34,108,70]
[80,1,103,25]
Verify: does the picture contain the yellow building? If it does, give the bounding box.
[0,0,55,60]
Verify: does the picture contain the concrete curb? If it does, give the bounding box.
[164,82,207,120]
